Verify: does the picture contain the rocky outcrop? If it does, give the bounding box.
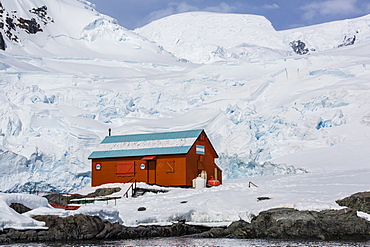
[197,207,370,240]
[2,207,370,243]
[29,6,53,25]
[0,2,53,50]
[0,236,13,244]
[4,192,370,243]
[9,203,31,214]
[290,40,310,55]
[43,187,122,205]
[87,187,121,197]
[17,17,42,34]
[43,187,168,205]
[43,193,72,205]
[336,191,370,214]
[0,32,5,50]
[132,187,168,198]
[338,35,356,48]
[0,214,210,243]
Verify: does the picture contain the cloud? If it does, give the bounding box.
[262,4,280,10]
[301,0,360,20]
[204,2,237,13]
[170,2,200,13]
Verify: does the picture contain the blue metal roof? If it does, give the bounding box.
[88,129,204,159]
[101,129,203,144]
[88,146,192,159]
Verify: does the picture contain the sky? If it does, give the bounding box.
[87,0,370,31]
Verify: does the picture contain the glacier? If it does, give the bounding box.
[0,0,369,193]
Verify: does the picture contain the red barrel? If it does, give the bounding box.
[208,176,221,186]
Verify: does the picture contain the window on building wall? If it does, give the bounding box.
[116,161,135,176]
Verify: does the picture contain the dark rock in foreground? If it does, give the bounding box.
[197,207,370,240]
[3,191,370,243]
[336,191,370,214]
[9,203,32,214]
[2,207,370,243]
[0,214,210,243]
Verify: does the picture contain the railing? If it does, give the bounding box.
[69,195,122,205]
[248,181,258,188]
[123,180,137,198]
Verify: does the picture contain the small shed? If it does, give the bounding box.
[88,129,222,187]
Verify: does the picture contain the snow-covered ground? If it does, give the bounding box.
[2,169,370,230]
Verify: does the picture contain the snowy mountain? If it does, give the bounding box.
[0,0,174,61]
[136,12,370,63]
[0,0,370,193]
[135,12,289,64]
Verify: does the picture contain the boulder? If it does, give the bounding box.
[9,203,31,214]
[336,191,370,214]
[0,236,13,244]
[33,214,107,240]
[3,201,370,242]
[0,215,211,243]
[197,207,370,240]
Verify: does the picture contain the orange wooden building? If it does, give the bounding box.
[88,129,222,187]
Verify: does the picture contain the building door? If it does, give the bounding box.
[147,160,156,184]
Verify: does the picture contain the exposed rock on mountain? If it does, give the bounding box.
[0,31,5,50]
[338,35,356,47]
[289,40,309,55]
[0,2,53,50]
[29,6,53,25]
[17,17,42,34]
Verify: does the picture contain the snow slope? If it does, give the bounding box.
[0,0,369,196]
